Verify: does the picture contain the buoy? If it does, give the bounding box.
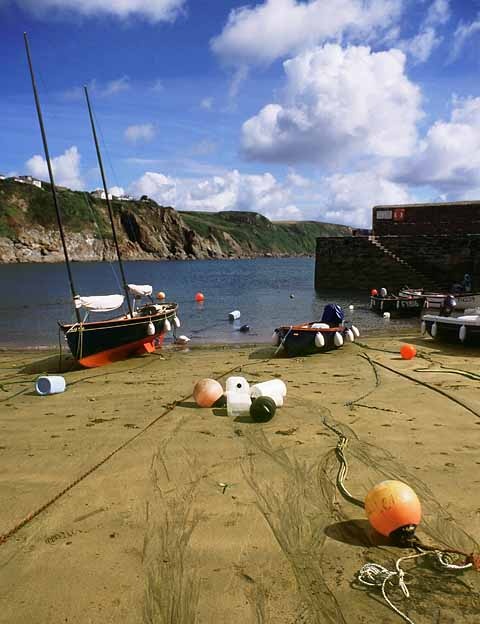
[193,378,224,408]
[314,332,325,348]
[239,324,250,333]
[164,319,171,332]
[147,321,155,336]
[420,320,426,335]
[351,325,360,338]
[383,312,390,319]
[431,322,437,337]
[250,396,276,422]
[400,344,416,360]
[156,291,166,300]
[271,331,280,346]
[380,287,387,297]
[344,329,354,343]
[290,293,295,299]
[459,325,467,342]
[195,292,205,302]
[228,310,241,320]
[173,316,181,328]
[175,335,190,345]
[365,480,422,538]
[371,289,378,296]
[333,332,344,347]
[348,304,354,311]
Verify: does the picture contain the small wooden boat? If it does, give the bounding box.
[422,312,480,346]
[370,293,425,317]
[399,288,480,311]
[272,304,360,357]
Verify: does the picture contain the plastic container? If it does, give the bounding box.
[250,379,287,399]
[226,376,250,394]
[35,375,66,396]
[228,310,241,321]
[226,391,251,417]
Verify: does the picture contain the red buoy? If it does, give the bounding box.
[371,289,378,296]
[193,378,223,407]
[195,292,205,302]
[400,344,416,360]
[365,480,421,537]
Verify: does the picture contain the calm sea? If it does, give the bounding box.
[0,257,418,348]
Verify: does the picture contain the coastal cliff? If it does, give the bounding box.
[0,179,351,263]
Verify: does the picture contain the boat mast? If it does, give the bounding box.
[23,33,81,323]
[83,86,134,318]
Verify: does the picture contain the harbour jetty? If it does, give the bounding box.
[315,200,480,290]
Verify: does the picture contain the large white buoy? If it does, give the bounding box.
[229,310,241,321]
[147,321,155,336]
[380,287,387,297]
[459,325,467,342]
[344,329,354,343]
[173,316,181,328]
[383,312,391,319]
[420,320,426,335]
[164,319,171,332]
[431,322,437,337]
[333,332,344,347]
[314,332,325,348]
[271,331,280,346]
[351,325,360,338]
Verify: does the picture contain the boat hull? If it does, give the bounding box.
[400,289,480,311]
[274,324,356,357]
[60,303,178,367]
[422,314,480,346]
[370,295,425,317]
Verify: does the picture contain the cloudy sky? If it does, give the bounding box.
[2,0,480,226]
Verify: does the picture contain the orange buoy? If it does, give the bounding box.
[400,344,416,360]
[365,480,421,538]
[193,378,223,407]
[371,289,378,296]
[156,291,166,300]
[195,292,205,302]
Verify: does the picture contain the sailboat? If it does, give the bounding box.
[24,34,179,367]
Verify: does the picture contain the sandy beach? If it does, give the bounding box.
[0,332,479,623]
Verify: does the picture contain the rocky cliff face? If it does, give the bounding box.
[0,180,351,263]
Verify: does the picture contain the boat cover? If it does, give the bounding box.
[74,294,125,312]
[128,284,153,297]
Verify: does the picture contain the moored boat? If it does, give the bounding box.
[422,311,480,346]
[272,304,360,357]
[370,289,425,317]
[399,288,480,311]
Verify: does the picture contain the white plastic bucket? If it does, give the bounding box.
[229,310,241,321]
[226,391,251,417]
[226,376,250,394]
[35,375,66,396]
[250,379,287,399]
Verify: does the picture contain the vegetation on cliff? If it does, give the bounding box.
[0,179,351,262]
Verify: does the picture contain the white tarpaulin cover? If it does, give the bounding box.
[128,284,153,297]
[74,294,125,312]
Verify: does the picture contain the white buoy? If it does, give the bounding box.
[228,310,241,320]
[173,316,181,328]
[314,332,325,348]
[348,305,354,311]
[334,332,344,347]
[431,322,437,337]
[271,331,280,346]
[164,319,171,332]
[345,329,354,343]
[420,320,426,335]
[175,335,190,345]
[459,325,467,342]
[380,287,387,297]
[147,321,155,336]
[351,325,360,338]
[383,312,391,319]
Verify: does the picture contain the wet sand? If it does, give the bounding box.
[0,333,479,623]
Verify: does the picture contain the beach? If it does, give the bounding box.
[0,332,479,623]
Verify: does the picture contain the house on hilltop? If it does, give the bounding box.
[13,175,43,189]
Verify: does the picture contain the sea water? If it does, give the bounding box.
[0,257,419,348]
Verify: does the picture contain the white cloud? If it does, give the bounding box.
[129,171,177,205]
[396,96,480,195]
[109,185,125,197]
[450,13,480,62]
[26,146,84,190]
[200,97,213,110]
[400,27,441,63]
[241,45,422,165]
[323,171,412,227]
[124,123,156,143]
[102,76,130,96]
[286,170,310,187]
[151,79,164,92]
[425,0,450,27]
[64,76,130,100]
[14,0,185,21]
[211,0,402,66]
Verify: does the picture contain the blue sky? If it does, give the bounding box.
[2,0,480,227]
